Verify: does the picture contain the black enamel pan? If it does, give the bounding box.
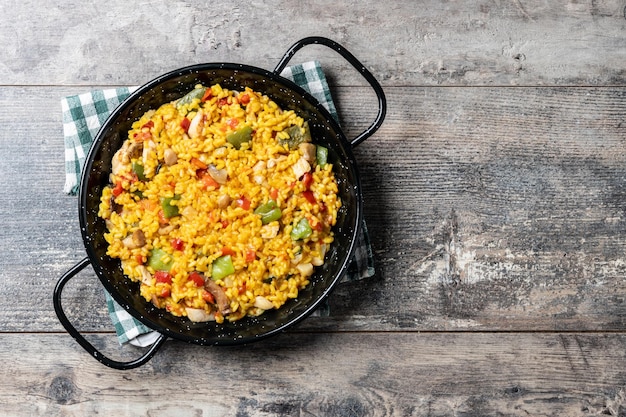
[53,37,386,369]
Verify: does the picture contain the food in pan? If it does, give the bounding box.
[98,83,340,323]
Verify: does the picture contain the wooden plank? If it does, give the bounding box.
[2,85,626,333]
[0,0,623,87]
[0,83,626,331]
[1,332,625,416]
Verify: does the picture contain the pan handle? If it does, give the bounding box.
[53,257,168,370]
[274,36,386,147]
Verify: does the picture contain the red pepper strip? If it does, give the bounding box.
[302,172,313,190]
[112,182,124,197]
[188,272,205,287]
[202,290,215,304]
[302,190,316,204]
[180,117,190,132]
[142,120,154,129]
[201,89,213,102]
[245,249,256,262]
[190,157,208,170]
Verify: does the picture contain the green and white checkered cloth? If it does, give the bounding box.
[62,61,374,346]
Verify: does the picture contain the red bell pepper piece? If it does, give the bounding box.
[236,196,251,210]
[202,290,215,304]
[301,172,313,190]
[188,272,205,287]
[221,246,235,257]
[155,271,172,284]
[201,89,213,102]
[112,182,124,197]
[180,117,191,132]
[170,238,184,251]
[302,190,316,204]
[239,93,250,105]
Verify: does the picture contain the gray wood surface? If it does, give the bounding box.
[2,0,626,415]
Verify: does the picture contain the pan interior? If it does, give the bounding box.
[80,64,362,344]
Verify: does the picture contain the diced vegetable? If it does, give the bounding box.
[254,200,282,224]
[155,270,172,284]
[112,182,123,197]
[302,190,316,204]
[190,157,208,170]
[199,171,220,190]
[279,122,311,149]
[290,218,312,240]
[301,172,313,189]
[201,88,213,102]
[239,93,250,105]
[148,248,173,271]
[202,290,215,304]
[188,272,205,287]
[170,238,184,251]
[132,161,146,181]
[180,117,190,132]
[226,125,253,149]
[176,86,207,109]
[212,255,235,280]
[236,195,251,210]
[316,145,328,167]
[221,246,235,256]
[160,195,181,218]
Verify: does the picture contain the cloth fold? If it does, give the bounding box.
[62,61,374,345]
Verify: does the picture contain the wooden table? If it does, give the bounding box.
[2,1,625,415]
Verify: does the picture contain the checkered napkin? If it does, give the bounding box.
[62,61,374,346]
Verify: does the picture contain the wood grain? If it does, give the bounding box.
[1,332,626,416]
[0,0,623,86]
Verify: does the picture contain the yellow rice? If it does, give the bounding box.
[98,83,340,323]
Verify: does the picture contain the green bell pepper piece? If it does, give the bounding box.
[316,145,328,167]
[160,195,180,218]
[254,200,282,224]
[132,161,147,181]
[279,122,312,150]
[176,86,207,109]
[226,125,253,149]
[290,218,312,240]
[148,248,173,272]
[211,255,235,280]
